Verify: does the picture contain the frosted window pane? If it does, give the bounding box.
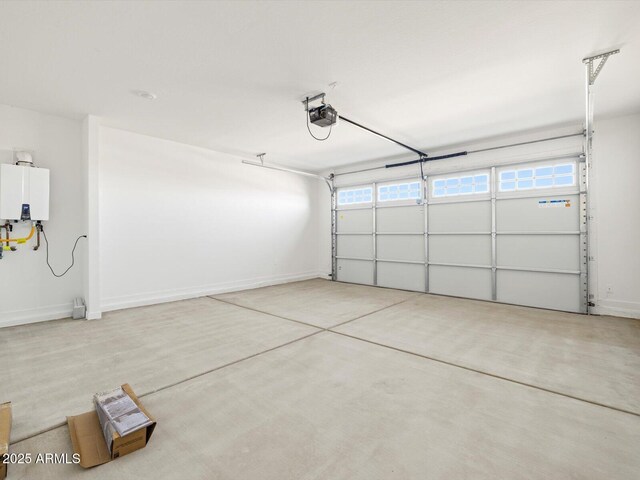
[554,164,573,175]
[378,182,421,202]
[446,178,459,187]
[554,175,573,186]
[535,177,553,187]
[339,187,373,205]
[460,176,473,185]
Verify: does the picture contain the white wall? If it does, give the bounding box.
[319,115,640,318]
[0,104,85,327]
[99,127,322,311]
[591,112,640,318]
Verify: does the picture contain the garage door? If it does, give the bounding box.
[334,155,587,313]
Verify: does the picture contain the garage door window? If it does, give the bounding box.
[499,163,575,192]
[378,181,422,202]
[337,187,373,206]
[432,173,489,198]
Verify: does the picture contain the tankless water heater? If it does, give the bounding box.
[0,163,50,221]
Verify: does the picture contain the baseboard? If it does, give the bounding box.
[592,298,640,319]
[85,310,102,320]
[101,271,324,313]
[0,302,74,329]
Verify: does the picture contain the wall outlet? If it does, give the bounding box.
[72,297,86,319]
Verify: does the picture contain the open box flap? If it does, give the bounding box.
[67,411,111,468]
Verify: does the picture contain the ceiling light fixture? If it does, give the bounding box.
[131,90,157,100]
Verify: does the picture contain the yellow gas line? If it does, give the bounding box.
[0,226,36,244]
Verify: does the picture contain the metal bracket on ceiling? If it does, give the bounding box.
[302,92,326,112]
[257,153,266,165]
[583,49,620,86]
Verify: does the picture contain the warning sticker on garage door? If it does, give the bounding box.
[538,199,571,208]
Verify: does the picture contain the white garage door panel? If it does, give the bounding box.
[337,259,374,285]
[377,262,425,292]
[333,158,585,313]
[497,194,579,232]
[337,209,372,233]
[429,235,491,265]
[337,235,373,259]
[429,265,492,300]
[377,235,424,262]
[429,201,491,233]
[498,235,580,271]
[497,270,581,312]
[376,205,424,233]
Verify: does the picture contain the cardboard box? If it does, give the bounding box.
[0,402,11,480]
[67,384,156,468]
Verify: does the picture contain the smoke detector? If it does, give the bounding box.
[131,90,157,100]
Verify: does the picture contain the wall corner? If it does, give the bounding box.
[82,115,101,319]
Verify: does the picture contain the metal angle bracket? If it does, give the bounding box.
[583,49,620,86]
[301,92,326,111]
[325,173,335,193]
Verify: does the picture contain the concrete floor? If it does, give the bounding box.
[1,297,317,441]
[3,279,640,479]
[214,278,418,328]
[335,293,640,414]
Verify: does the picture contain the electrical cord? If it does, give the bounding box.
[306,109,333,141]
[41,228,87,278]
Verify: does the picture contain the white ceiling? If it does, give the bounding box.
[1,1,639,171]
